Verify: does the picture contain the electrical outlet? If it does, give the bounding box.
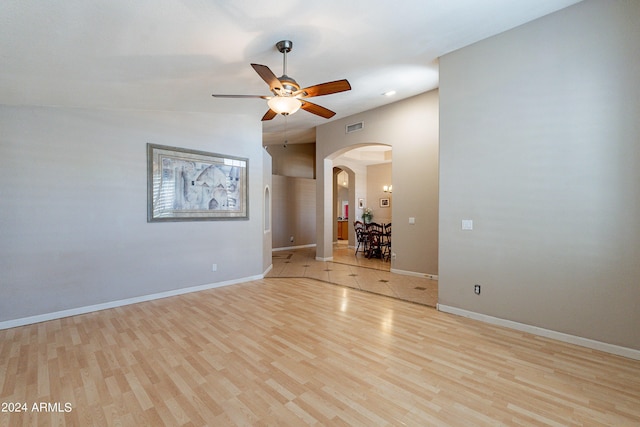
[212,264,217,272]
[474,284,481,295]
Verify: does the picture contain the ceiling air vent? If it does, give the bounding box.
[346,121,364,134]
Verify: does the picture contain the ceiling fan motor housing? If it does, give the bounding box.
[274,75,300,95]
[276,40,293,53]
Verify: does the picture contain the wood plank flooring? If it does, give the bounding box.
[1,277,639,426]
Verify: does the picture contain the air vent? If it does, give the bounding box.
[346,121,364,134]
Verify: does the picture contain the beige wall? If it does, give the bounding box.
[269,141,317,249]
[271,175,316,249]
[269,142,315,178]
[439,0,640,351]
[366,163,392,225]
[316,90,439,275]
[0,106,266,325]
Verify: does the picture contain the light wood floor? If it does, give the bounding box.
[1,278,639,426]
[268,244,438,307]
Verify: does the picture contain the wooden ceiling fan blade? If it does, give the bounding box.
[300,101,336,119]
[251,63,281,90]
[261,109,277,121]
[296,79,351,98]
[211,94,269,99]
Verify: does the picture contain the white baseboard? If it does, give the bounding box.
[0,274,264,331]
[316,257,334,262]
[390,268,438,280]
[263,264,273,276]
[273,244,316,251]
[437,304,640,361]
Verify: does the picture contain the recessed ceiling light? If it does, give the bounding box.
[383,90,396,97]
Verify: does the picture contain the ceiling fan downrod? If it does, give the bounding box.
[274,40,301,96]
[276,40,293,77]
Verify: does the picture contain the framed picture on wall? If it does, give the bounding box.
[358,198,365,209]
[379,198,390,208]
[147,143,248,221]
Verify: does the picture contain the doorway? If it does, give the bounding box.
[331,145,392,269]
[334,167,351,244]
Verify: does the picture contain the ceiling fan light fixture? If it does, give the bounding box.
[213,40,350,121]
[267,96,302,115]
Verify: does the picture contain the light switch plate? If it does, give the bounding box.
[409,217,415,224]
[462,219,473,230]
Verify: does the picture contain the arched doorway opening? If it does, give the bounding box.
[333,166,355,246]
[321,143,392,262]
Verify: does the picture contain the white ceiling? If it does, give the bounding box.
[337,145,392,167]
[1,0,582,146]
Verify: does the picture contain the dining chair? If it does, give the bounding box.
[354,221,369,255]
[381,222,391,261]
[365,222,384,259]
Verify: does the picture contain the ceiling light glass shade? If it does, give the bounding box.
[268,96,302,115]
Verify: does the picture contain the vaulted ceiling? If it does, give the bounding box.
[1,0,582,145]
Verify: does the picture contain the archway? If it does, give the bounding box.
[317,143,392,261]
[332,166,356,246]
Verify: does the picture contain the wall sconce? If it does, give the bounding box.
[383,185,393,193]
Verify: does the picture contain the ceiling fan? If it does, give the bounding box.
[212,40,351,121]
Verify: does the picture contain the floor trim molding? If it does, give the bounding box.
[437,304,640,361]
[263,264,273,276]
[390,268,438,280]
[273,244,316,251]
[0,274,263,331]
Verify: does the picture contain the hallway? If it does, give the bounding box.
[266,244,438,307]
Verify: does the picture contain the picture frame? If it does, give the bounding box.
[379,198,390,208]
[147,143,248,222]
[358,198,365,209]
